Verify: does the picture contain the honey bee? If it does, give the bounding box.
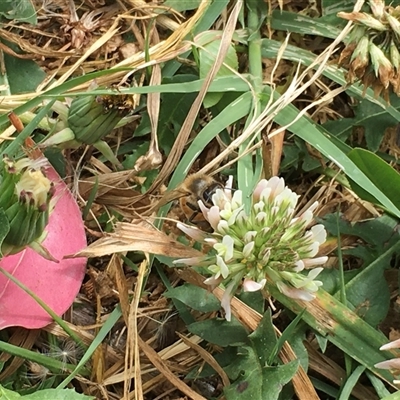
[96,93,136,115]
[178,173,223,231]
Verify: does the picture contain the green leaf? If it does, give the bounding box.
[321,0,357,16]
[269,89,400,217]
[0,386,94,399]
[269,287,397,384]
[381,389,400,400]
[0,384,21,398]
[163,0,201,12]
[339,365,366,400]
[162,91,253,192]
[348,148,400,211]
[339,248,391,327]
[248,310,277,366]
[199,37,239,108]
[223,346,299,400]
[24,388,94,399]
[164,284,221,312]
[323,97,400,152]
[321,214,398,253]
[4,53,46,94]
[0,0,37,24]
[237,290,264,314]
[271,10,342,39]
[0,208,10,256]
[319,0,356,24]
[261,38,400,123]
[188,319,248,347]
[321,214,399,326]
[158,75,199,154]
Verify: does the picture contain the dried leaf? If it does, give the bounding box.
[73,221,202,259]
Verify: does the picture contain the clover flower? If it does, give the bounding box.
[375,339,400,384]
[174,176,328,321]
[0,155,54,255]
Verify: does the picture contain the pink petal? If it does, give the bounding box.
[172,256,204,266]
[207,206,221,231]
[277,281,316,301]
[252,179,269,203]
[302,257,328,268]
[176,222,207,241]
[375,358,400,370]
[380,338,400,351]
[221,281,236,322]
[268,177,285,198]
[204,276,222,289]
[242,278,266,292]
[0,163,87,329]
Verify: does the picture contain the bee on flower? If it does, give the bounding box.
[173,176,328,321]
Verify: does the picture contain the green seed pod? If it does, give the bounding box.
[0,157,54,255]
[68,96,123,145]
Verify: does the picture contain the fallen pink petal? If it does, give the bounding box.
[0,163,87,329]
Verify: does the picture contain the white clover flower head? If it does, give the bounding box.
[175,175,327,320]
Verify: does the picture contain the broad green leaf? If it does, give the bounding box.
[0,0,37,24]
[323,97,400,152]
[321,0,359,16]
[0,385,95,399]
[223,345,299,400]
[348,148,400,211]
[188,319,248,347]
[4,53,46,94]
[0,385,21,398]
[21,388,94,399]
[287,325,310,372]
[319,0,357,24]
[237,290,264,314]
[271,10,342,39]
[269,90,400,218]
[158,75,198,153]
[269,287,397,384]
[321,214,399,326]
[163,0,201,12]
[199,37,239,108]
[165,284,221,312]
[248,310,277,366]
[322,214,398,252]
[340,247,392,327]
